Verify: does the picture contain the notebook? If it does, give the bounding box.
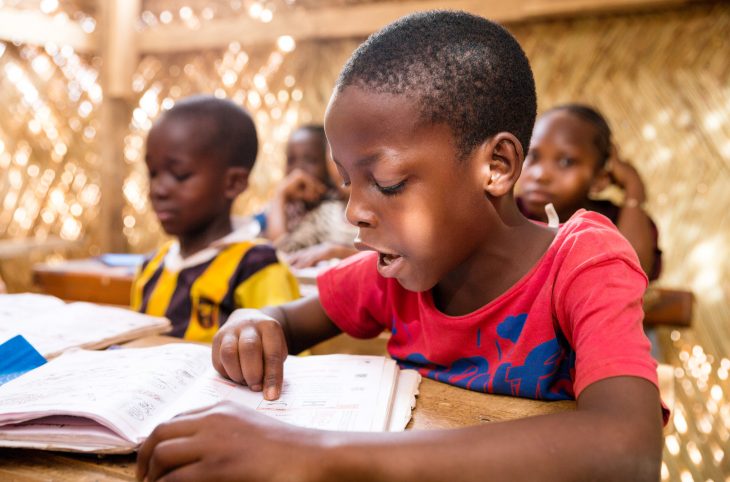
[0,293,171,358]
[0,343,421,453]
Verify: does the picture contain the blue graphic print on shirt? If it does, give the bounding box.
[396,313,574,400]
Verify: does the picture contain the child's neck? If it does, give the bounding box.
[178,216,233,259]
[432,204,556,317]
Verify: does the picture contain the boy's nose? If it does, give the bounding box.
[345,191,377,229]
[149,180,170,199]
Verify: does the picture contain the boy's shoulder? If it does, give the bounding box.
[558,209,630,245]
[219,239,282,270]
[552,210,646,279]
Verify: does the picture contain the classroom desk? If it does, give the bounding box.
[30,259,322,304]
[0,335,574,481]
[32,258,136,306]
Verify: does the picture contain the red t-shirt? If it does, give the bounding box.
[318,210,660,402]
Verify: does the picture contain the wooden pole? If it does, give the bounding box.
[96,0,141,253]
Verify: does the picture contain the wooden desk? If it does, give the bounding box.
[33,259,135,305]
[0,335,574,480]
[30,259,320,304]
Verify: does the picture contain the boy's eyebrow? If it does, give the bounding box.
[332,152,383,169]
[355,153,383,168]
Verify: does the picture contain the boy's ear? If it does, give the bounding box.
[224,167,249,200]
[477,132,524,197]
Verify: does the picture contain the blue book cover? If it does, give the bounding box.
[0,335,47,386]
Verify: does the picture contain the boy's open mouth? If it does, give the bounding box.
[379,252,401,266]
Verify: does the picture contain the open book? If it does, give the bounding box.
[0,293,170,358]
[0,343,421,453]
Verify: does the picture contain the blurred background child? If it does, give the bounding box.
[130,95,299,342]
[258,125,357,268]
[516,104,661,279]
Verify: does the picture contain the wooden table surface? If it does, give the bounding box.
[0,335,574,480]
[32,258,136,306]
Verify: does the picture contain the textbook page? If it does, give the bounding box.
[170,354,401,432]
[0,345,421,453]
[0,293,170,358]
[0,344,213,452]
[388,369,422,431]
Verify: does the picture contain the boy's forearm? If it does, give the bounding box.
[318,408,660,482]
[311,377,662,482]
[265,195,288,242]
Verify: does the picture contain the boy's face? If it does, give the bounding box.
[515,110,601,222]
[145,116,238,237]
[286,129,329,184]
[325,87,490,292]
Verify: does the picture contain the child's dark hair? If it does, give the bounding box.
[294,124,327,153]
[164,95,258,170]
[548,103,613,169]
[335,10,537,159]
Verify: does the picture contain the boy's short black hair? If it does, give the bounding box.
[548,103,613,169]
[163,95,258,170]
[335,10,537,159]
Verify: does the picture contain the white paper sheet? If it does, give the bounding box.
[0,293,170,357]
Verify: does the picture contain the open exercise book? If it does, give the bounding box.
[0,343,421,453]
[0,293,170,358]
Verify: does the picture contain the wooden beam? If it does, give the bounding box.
[98,0,140,98]
[139,0,698,53]
[96,0,141,253]
[0,8,96,53]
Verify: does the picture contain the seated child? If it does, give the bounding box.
[138,12,665,482]
[516,104,662,279]
[130,95,299,342]
[282,150,358,268]
[261,124,357,267]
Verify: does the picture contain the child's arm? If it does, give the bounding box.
[265,169,328,242]
[137,375,662,482]
[607,155,658,278]
[211,296,341,399]
[285,242,359,268]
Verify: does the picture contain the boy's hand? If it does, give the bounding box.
[279,168,327,203]
[136,401,322,482]
[212,309,288,400]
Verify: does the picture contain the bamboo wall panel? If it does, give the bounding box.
[0,42,101,288]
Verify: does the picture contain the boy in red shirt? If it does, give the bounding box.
[138,11,665,482]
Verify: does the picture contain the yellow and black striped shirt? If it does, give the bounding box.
[130,237,299,342]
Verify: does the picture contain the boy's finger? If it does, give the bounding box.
[217,332,245,384]
[143,437,200,482]
[238,326,265,391]
[211,331,225,375]
[136,419,199,481]
[261,327,286,400]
